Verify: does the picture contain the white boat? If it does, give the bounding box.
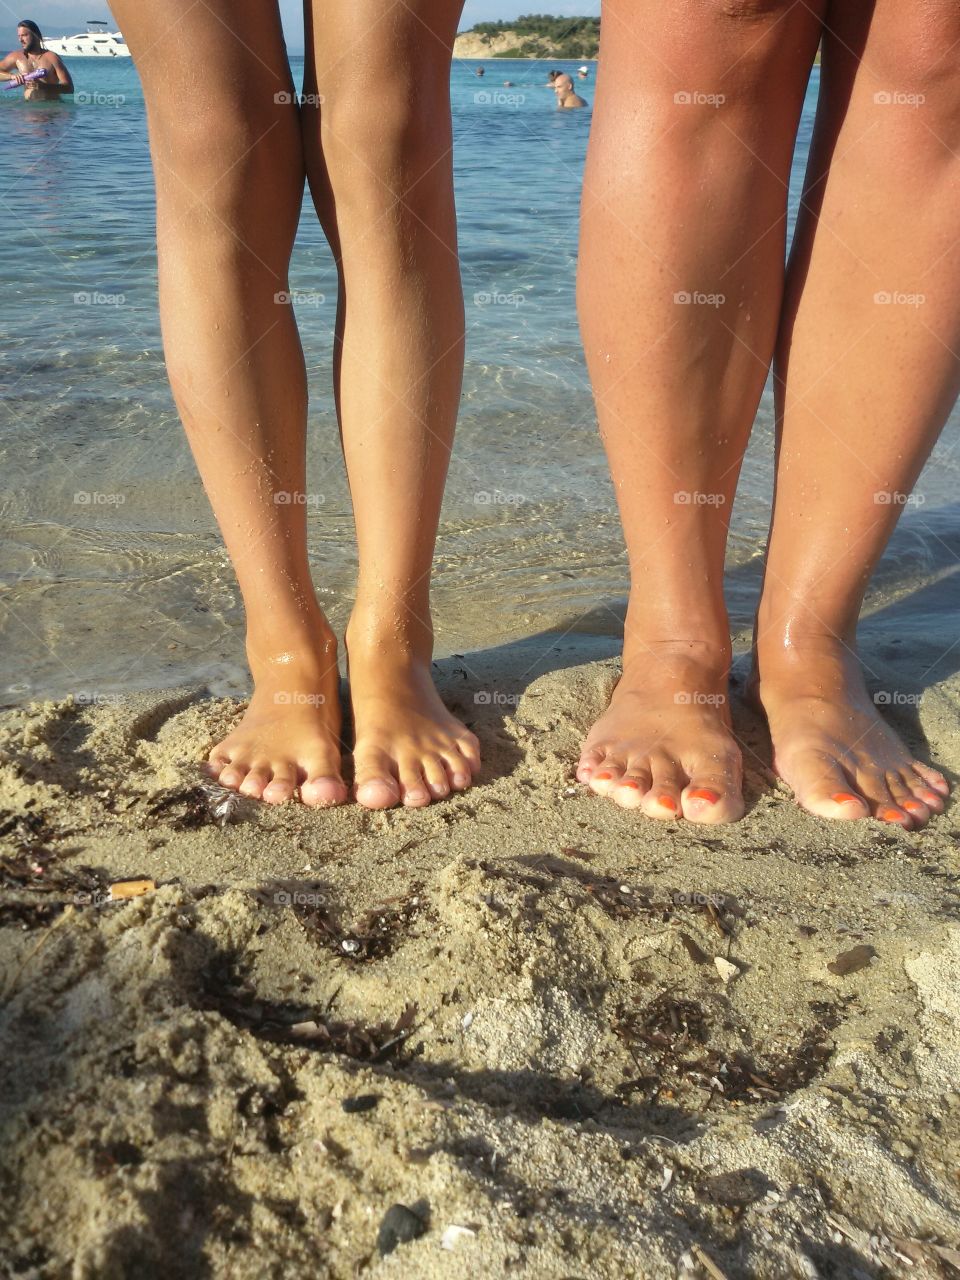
[43,20,130,57]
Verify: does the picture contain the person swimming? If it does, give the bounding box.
[556,82,587,109]
[0,20,73,99]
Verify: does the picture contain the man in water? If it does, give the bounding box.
[0,20,73,100]
[555,76,586,110]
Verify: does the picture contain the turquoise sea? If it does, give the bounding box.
[2,58,959,702]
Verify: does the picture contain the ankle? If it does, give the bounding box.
[346,601,433,665]
[621,634,732,686]
[246,623,338,683]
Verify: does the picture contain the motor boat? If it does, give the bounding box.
[42,20,130,57]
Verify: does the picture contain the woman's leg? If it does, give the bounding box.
[300,0,480,809]
[754,0,957,827]
[109,1,347,806]
[576,0,825,821]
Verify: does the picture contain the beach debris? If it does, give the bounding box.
[441,1225,476,1250]
[283,886,426,962]
[144,776,254,830]
[461,1011,474,1030]
[660,1165,674,1192]
[377,1204,426,1256]
[108,878,156,901]
[828,944,876,976]
[678,1244,729,1280]
[714,956,740,984]
[341,1094,379,1114]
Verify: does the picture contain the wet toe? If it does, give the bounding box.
[589,759,625,796]
[680,778,743,824]
[611,769,650,810]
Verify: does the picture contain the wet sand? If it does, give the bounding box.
[2,632,960,1277]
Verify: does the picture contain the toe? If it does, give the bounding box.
[262,765,299,805]
[457,732,482,773]
[888,771,930,826]
[398,760,431,808]
[238,763,272,799]
[589,757,624,796]
[788,757,870,821]
[911,761,949,796]
[856,769,910,826]
[354,748,401,810]
[611,764,651,810]
[442,747,474,791]
[642,758,682,820]
[422,754,451,800]
[577,746,604,783]
[680,775,743,824]
[217,760,248,791]
[301,775,348,807]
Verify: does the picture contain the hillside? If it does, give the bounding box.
[454,14,599,60]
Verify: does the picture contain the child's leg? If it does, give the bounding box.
[110,0,347,806]
[301,0,480,809]
[755,0,958,826]
[576,0,824,821]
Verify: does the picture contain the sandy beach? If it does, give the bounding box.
[2,630,959,1278]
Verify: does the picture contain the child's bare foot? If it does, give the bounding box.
[204,625,348,807]
[753,635,949,828]
[577,639,744,823]
[345,615,480,810]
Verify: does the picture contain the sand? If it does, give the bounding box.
[2,633,960,1279]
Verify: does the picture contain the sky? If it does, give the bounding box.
[11,2,597,54]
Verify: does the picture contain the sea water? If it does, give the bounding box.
[1,58,959,701]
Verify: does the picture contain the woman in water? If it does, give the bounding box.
[108,0,479,809]
[577,0,955,827]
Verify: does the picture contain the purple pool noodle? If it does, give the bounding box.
[4,68,47,90]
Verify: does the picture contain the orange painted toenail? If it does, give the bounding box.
[594,771,613,780]
[657,795,678,811]
[902,800,924,812]
[831,792,861,806]
[880,808,905,823]
[687,788,719,804]
[619,779,641,789]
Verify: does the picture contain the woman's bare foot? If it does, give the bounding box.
[345,614,481,810]
[204,625,348,807]
[753,635,949,828]
[577,640,744,823]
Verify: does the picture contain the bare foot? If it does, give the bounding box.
[204,626,348,807]
[753,636,949,828]
[577,640,744,822]
[345,617,480,810]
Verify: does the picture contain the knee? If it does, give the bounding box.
[313,79,451,208]
[866,3,960,105]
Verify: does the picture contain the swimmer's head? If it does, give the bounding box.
[547,70,558,81]
[17,18,42,50]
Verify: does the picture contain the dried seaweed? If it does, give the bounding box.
[144,778,255,831]
[288,887,425,963]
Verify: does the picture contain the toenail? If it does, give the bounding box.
[687,788,719,804]
[619,779,641,790]
[902,800,925,813]
[657,795,678,811]
[831,792,862,806]
[452,773,470,787]
[594,771,613,781]
[879,807,905,823]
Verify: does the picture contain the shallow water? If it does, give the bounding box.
[1,59,959,702]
